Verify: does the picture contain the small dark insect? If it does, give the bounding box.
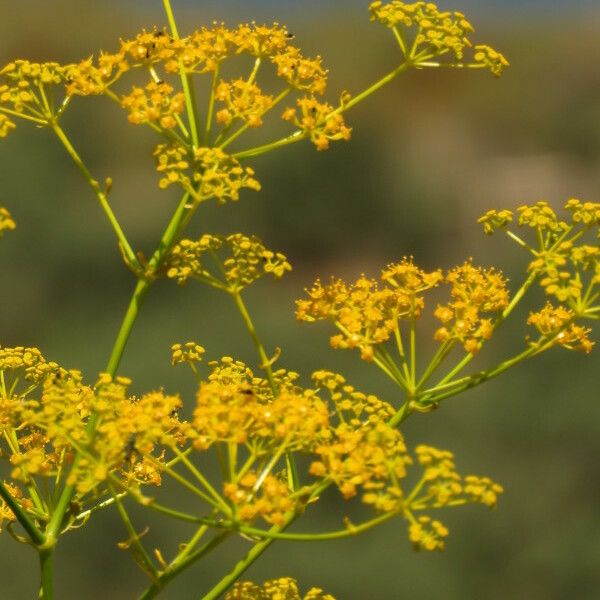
[124,435,137,460]
[145,48,151,59]
[286,32,295,39]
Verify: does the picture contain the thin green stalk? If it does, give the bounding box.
[416,339,455,391]
[38,547,55,600]
[0,106,47,125]
[137,533,231,600]
[111,486,158,579]
[219,87,292,151]
[231,290,276,391]
[51,122,139,269]
[204,64,220,145]
[47,190,192,543]
[202,515,297,600]
[163,0,200,148]
[228,510,399,542]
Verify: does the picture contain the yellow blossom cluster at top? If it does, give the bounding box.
[369,1,508,76]
[0,207,16,238]
[226,578,335,600]
[165,232,291,291]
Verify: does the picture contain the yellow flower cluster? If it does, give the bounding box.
[310,419,411,509]
[121,81,185,129]
[295,260,441,361]
[165,233,291,290]
[517,201,565,233]
[369,1,508,75]
[272,48,328,95]
[0,61,65,132]
[0,114,15,138]
[527,304,593,353]
[480,200,600,321]
[226,578,335,600]
[154,144,260,202]
[0,207,16,237]
[312,370,396,424]
[433,262,509,353]
[478,209,513,235]
[215,79,273,128]
[0,357,187,499]
[65,53,129,96]
[192,358,328,452]
[0,345,66,389]
[414,445,503,508]
[408,515,449,551]
[282,98,351,151]
[473,45,510,77]
[224,471,295,526]
[171,342,206,366]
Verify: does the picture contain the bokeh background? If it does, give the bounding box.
[1,1,600,598]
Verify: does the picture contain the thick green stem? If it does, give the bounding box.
[38,547,55,600]
[46,191,192,545]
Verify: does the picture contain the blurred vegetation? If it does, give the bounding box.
[1,1,599,598]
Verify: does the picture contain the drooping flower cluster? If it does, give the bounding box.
[226,578,335,600]
[369,1,508,75]
[0,207,16,238]
[154,144,260,201]
[165,233,291,290]
[433,262,510,353]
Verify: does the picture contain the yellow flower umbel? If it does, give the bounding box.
[166,233,291,291]
[369,1,509,76]
[479,198,600,348]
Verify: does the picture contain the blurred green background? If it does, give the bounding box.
[1,1,600,598]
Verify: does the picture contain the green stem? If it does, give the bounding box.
[38,547,55,600]
[231,290,276,391]
[163,0,200,148]
[46,191,192,543]
[202,515,297,600]
[51,122,138,268]
[204,65,220,145]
